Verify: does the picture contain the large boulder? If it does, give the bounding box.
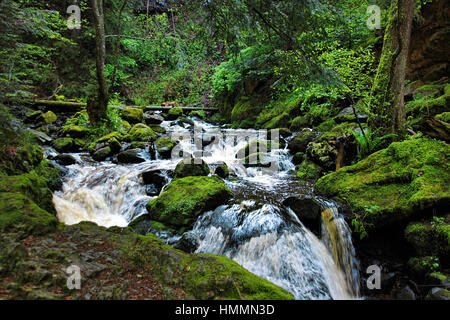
[52,138,84,153]
[155,137,176,159]
[405,216,449,264]
[117,149,148,163]
[0,192,58,235]
[144,113,164,125]
[167,107,183,120]
[146,176,232,233]
[288,128,317,154]
[315,138,450,231]
[126,123,157,142]
[174,158,210,178]
[120,107,143,124]
[282,195,322,233]
[61,125,90,138]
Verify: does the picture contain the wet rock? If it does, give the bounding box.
[174,158,210,178]
[335,106,368,123]
[174,232,199,253]
[141,170,166,188]
[392,285,416,300]
[287,128,317,154]
[129,214,151,235]
[54,154,77,165]
[296,159,323,180]
[214,163,229,178]
[282,195,322,232]
[27,129,52,144]
[117,148,148,163]
[146,184,159,196]
[426,287,450,300]
[53,138,84,153]
[155,137,176,159]
[92,146,112,162]
[144,113,164,125]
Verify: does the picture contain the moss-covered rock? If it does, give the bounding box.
[297,160,323,180]
[214,162,229,178]
[155,137,176,159]
[52,138,84,153]
[406,83,450,117]
[123,233,293,299]
[61,125,90,138]
[146,176,232,232]
[120,107,143,124]
[290,115,310,131]
[315,138,450,230]
[188,110,206,119]
[0,192,58,235]
[405,217,449,264]
[231,96,264,127]
[126,123,157,142]
[263,112,290,130]
[288,129,317,154]
[37,111,57,124]
[0,173,55,214]
[174,158,210,178]
[167,107,184,120]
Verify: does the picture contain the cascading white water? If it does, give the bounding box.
[189,203,354,299]
[52,117,359,299]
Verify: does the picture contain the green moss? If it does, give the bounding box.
[0,173,55,214]
[263,112,290,130]
[39,111,57,124]
[0,192,58,236]
[436,112,450,123]
[405,218,449,262]
[406,83,450,117]
[149,124,166,134]
[189,110,206,119]
[61,125,90,138]
[297,160,323,180]
[126,123,157,142]
[96,131,123,143]
[231,96,264,124]
[167,107,184,120]
[120,107,143,124]
[146,176,232,232]
[155,137,176,155]
[53,138,74,152]
[315,138,450,229]
[290,115,310,131]
[35,160,62,192]
[174,158,210,178]
[123,233,293,300]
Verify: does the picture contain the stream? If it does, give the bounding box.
[50,116,360,300]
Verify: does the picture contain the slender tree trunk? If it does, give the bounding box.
[89,0,108,123]
[369,0,415,136]
[111,0,128,91]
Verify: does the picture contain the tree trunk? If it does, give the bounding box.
[90,0,108,123]
[369,0,415,136]
[111,0,128,91]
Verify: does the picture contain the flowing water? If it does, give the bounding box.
[52,116,360,299]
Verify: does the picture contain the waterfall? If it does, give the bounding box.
[52,117,360,299]
[320,207,361,297]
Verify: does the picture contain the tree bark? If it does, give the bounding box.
[111,0,128,91]
[90,0,108,123]
[369,0,415,136]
